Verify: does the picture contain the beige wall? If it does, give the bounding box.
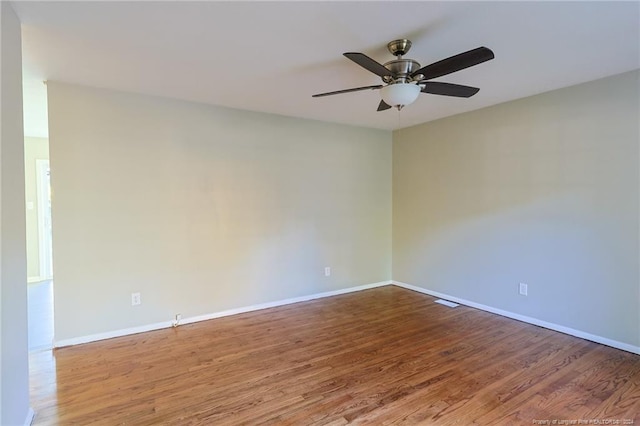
[393,70,640,347]
[1,2,32,424]
[24,137,50,279]
[48,82,392,342]
[46,70,639,350]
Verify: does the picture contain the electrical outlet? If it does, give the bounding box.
[324,266,331,277]
[131,292,141,306]
[519,283,528,296]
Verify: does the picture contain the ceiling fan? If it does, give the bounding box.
[312,39,494,111]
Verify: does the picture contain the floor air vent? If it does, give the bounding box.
[434,299,459,308]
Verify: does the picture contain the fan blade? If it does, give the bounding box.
[412,47,494,80]
[344,52,395,78]
[312,85,383,98]
[421,82,480,98]
[377,100,392,111]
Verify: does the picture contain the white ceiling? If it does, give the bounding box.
[14,1,640,137]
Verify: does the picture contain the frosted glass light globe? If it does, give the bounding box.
[380,83,420,107]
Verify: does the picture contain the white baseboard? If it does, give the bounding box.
[54,281,392,348]
[181,281,391,326]
[24,408,35,426]
[54,280,639,355]
[54,320,174,348]
[392,281,640,355]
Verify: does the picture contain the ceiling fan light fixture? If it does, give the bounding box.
[380,83,420,108]
[313,41,494,112]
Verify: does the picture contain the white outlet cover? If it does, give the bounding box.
[519,283,528,296]
[131,292,141,305]
[324,267,331,276]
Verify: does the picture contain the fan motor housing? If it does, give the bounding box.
[383,59,421,83]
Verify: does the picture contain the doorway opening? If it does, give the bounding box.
[27,156,54,351]
[36,159,53,279]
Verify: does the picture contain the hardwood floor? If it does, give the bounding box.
[29,286,639,425]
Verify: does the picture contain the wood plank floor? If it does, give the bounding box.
[30,286,639,425]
